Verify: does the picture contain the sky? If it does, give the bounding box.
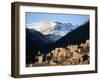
[26,12,89,25]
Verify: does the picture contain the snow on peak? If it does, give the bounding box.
[26,20,78,37]
[26,20,56,35]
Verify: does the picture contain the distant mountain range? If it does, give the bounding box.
[26,20,89,64]
[26,20,78,42]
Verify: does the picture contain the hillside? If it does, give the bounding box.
[48,21,89,50]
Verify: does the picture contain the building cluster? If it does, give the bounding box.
[27,40,90,67]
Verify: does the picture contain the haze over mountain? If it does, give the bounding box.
[26,20,78,42]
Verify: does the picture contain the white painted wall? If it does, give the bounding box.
[0,0,99,80]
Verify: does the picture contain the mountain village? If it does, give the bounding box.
[27,39,89,67]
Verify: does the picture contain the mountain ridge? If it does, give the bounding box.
[26,20,78,42]
[47,21,89,51]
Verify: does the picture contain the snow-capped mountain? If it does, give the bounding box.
[26,20,78,42]
[26,20,56,35]
[53,22,78,36]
